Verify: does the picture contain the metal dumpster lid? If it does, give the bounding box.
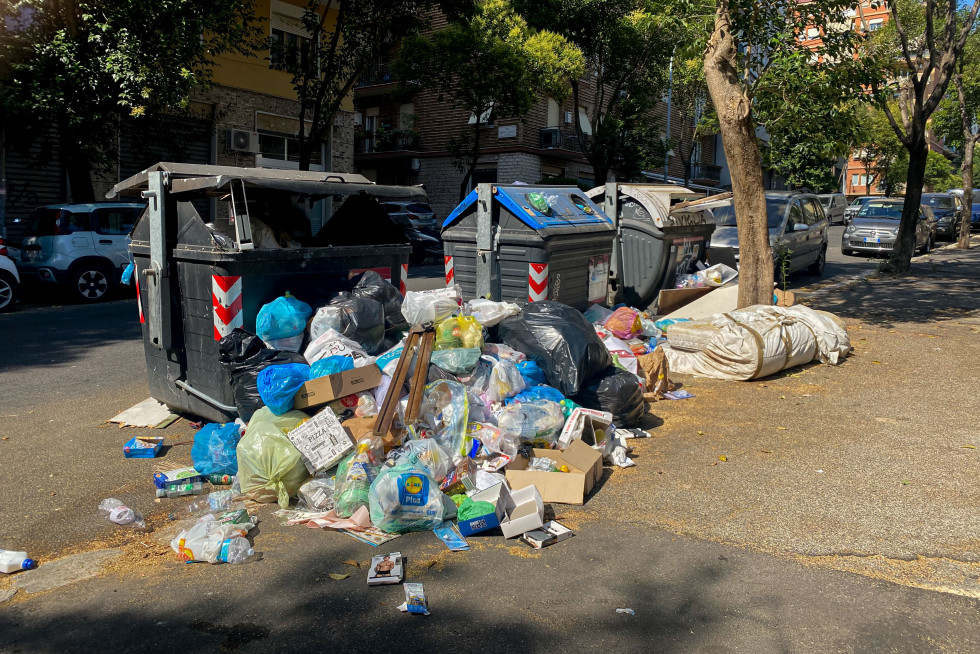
[443,184,611,230]
[587,183,703,229]
[107,162,422,200]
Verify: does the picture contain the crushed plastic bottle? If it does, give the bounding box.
[0,550,38,574]
[215,536,254,564]
[98,498,146,529]
[171,515,254,563]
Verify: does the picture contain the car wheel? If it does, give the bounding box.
[841,248,854,256]
[808,245,827,275]
[919,235,932,254]
[0,272,17,313]
[71,266,113,302]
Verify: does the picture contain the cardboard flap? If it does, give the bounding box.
[560,440,604,476]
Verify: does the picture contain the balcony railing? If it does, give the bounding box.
[355,130,420,154]
[693,163,722,182]
[356,61,396,88]
[539,127,583,151]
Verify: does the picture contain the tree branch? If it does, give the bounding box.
[889,1,918,78]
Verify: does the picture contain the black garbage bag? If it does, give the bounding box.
[217,329,307,422]
[351,270,408,332]
[495,301,612,397]
[312,293,386,356]
[572,367,646,427]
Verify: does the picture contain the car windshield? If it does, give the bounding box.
[405,203,432,213]
[922,195,954,209]
[26,208,63,236]
[819,197,833,208]
[858,202,903,219]
[850,197,871,207]
[709,198,786,228]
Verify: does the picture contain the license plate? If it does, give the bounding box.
[863,237,880,243]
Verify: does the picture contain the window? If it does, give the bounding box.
[93,208,137,236]
[258,133,322,166]
[68,211,92,234]
[786,201,805,230]
[27,208,63,236]
[868,19,883,31]
[398,104,415,130]
[270,28,311,71]
[546,98,560,128]
[802,198,823,225]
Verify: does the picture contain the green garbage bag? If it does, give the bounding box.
[237,407,309,508]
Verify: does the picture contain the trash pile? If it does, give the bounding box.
[84,268,848,591]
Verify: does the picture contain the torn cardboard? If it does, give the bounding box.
[505,439,603,505]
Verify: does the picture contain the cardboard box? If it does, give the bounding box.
[520,520,574,549]
[505,439,604,505]
[657,287,715,315]
[456,481,545,538]
[293,365,382,410]
[286,407,355,473]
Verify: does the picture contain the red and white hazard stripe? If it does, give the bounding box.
[528,262,549,302]
[212,274,243,340]
[134,274,144,324]
[400,263,408,296]
[444,255,455,285]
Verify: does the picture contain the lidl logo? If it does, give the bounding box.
[403,475,424,494]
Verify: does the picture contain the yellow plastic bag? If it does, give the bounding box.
[237,407,310,508]
[434,315,484,351]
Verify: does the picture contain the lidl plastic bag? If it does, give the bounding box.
[572,367,645,427]
[487,358,526,402]
[465,299,521,327]
[256,293,312,341]
[334,436,384,517]
[603,307,642,340]
[435,315,483,350]
[496,301,612,397]
[391,438,452,483]
[430,348,481,375]
[256,363,310,415]
[310,355,354,379]
[375,339,407,376]
[402,285,461,325]
[236,407,310,508]
[494,400,566,448]
[417,380,469,455]
[369,465,445,534]
[192,423,242,477]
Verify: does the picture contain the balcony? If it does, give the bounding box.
[355,61,396,89]
[692,163,722,183]
[355,129,420,155]
[539,127,583,152]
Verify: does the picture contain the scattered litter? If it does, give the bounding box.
[616,608,636,615]
[328,573,349,580]
[367,552,404,585]
[433,522,470,551]
[663,390,695,400]
[98,498,146,529]
[398,583,430,615]
[520,521,573,549]
[110,398,177,428]
[340,527,401,547]
[0,550,37,574]
[123,436,164,458]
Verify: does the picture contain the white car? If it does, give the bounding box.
[380,200,438,231]
[0,241,20,312]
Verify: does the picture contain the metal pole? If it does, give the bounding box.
[0,130,7,241]
[664,53,674,182]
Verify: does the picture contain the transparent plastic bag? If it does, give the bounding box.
[603,307,642,340]
[402,285,461,325]
[417,380,469,455]
[191,423,242,477]
[297,476,336,512]
[256,293,312,341]
[465,299,520,327]
[333,436,383,517]
[494,400,566,448]
[391,438,452,483]
[467,422,518,471]
[369,465,445,534]
[236,407,310,508]
[434,315,483,351]
[487,358,526,402]
[430,347,481,375]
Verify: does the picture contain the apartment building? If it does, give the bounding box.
[2,0,354,241]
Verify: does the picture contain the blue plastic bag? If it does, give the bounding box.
[257,363,311,415]
[516,360,547,386]
[121,261,135,286]
[505,384,566,406]
[191,423,242,476]
[310,355,354,379]
[653,317,690,333]
[256,293,313,341]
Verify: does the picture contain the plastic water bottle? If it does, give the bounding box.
[0,550,37,574]
[216,537,254,564]
[98,498,146,529]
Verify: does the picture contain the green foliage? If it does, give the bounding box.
[854,106,906,196]
[397,0,583,194]
[1,1,263,182]
[923,150,958,191]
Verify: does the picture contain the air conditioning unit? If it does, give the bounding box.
[353,112,363,126]
[563,111,573,125]
[226,129,259,153]
[540,127,562,149]
[406,157,421,172]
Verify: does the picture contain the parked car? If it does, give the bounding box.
[704,190,830,276]
[944,188,979,232]
[18,202,144,302]
[818,193,848,225]
[844,195,877,223]
[0,239,20,312]
[380,200,438,231]
[841,198,934,256]
[920,192,963,241]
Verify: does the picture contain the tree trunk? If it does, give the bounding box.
[958,140,974,250]
[62,135,95,203]
[459,124,482,202]
[703,1,773,308]
[683,159,691,188]
[891,133,927,273]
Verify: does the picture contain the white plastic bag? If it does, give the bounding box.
[304,327,370,365]
[600,334,639,376]
[309,306,346,341]
[494,400,565,447]
[487,358,527,402]
[465,299,521,327]
[402,285,461,325]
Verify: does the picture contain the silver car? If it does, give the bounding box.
[818,193,847,225]
[841,199,934,256]
[380,200,438,230]
[705,191,830,276]
[843,196,876,223]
